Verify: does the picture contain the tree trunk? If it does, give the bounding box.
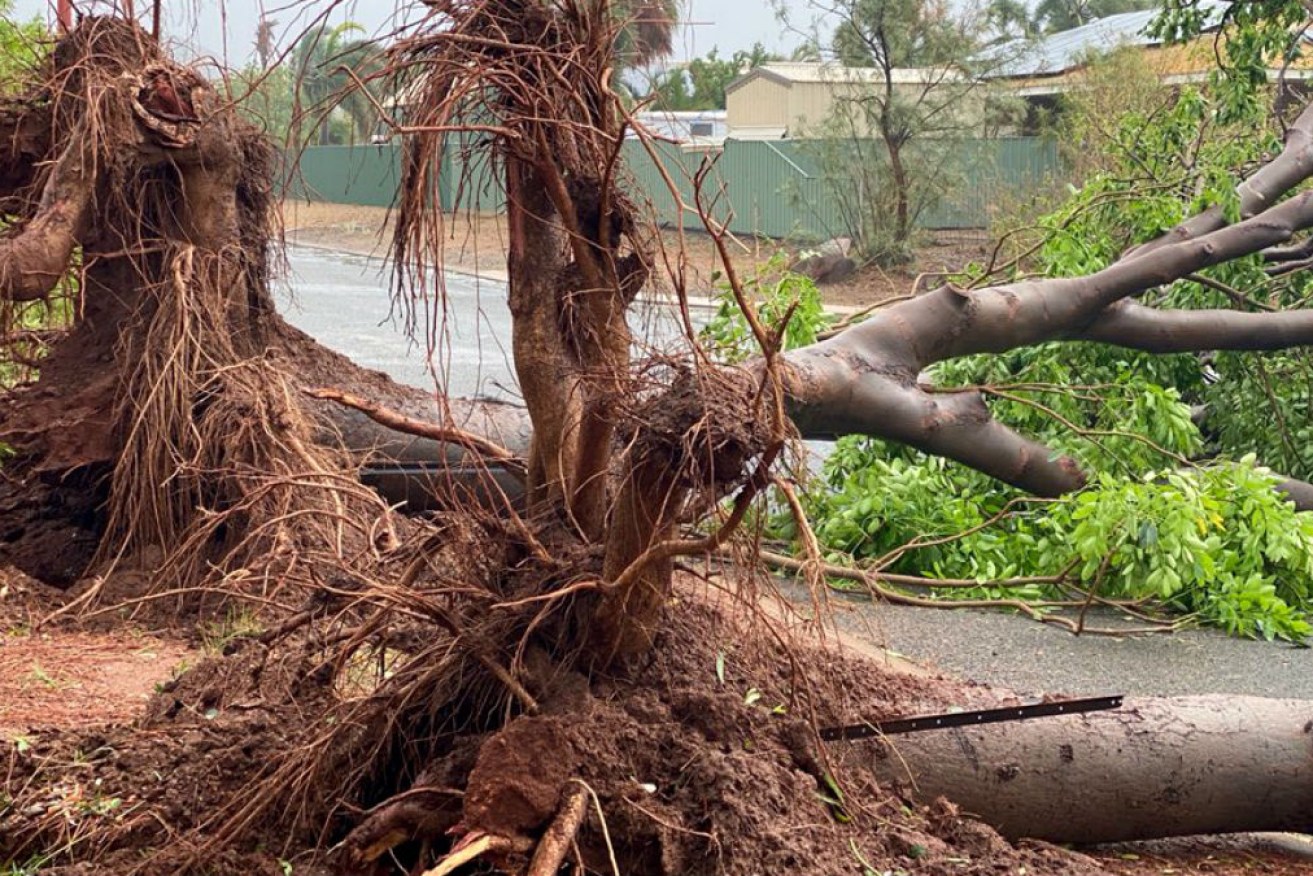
[868,695,1313,843]
[504,157,578,511]
[887,139,910,248]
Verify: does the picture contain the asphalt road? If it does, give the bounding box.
[788,581,1313,700]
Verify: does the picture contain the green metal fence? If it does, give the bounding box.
[288,137,1061,236]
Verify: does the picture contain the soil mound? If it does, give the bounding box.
[1,586,1105,875]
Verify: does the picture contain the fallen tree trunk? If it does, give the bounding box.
[867,694,1313,844]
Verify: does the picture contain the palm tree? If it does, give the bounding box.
[613,0,679,67]
[253,16,277,69]
[291,21,380,146]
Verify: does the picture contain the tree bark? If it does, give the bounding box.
[505,158,579,512]
[867,695,1313,844]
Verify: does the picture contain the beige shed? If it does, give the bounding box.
[725,62,969,139]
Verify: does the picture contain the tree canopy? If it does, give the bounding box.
[832,0,975,68]
[645,43,777,110]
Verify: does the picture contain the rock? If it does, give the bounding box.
[815,237,852,257]
[791,251,858,285]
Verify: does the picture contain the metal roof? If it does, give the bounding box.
[982,1,1226,78]
[726,62,964,94]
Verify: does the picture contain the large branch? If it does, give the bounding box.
[0,133,93,302]
[776,353,1086,496]
[1125,100,1313,261]
[782,188,1313,410]
[767,161,1313,496]
[1076,299,1313,351]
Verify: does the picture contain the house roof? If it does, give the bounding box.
[726,62,964,95]
[982,1,1227,79]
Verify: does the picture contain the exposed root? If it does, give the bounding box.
[527,782,589,876]
[336,782,464,867]
[0,17,402,614]
[424,831,528,876]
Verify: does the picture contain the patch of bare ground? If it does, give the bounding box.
[279,200,989,309]
[0,567,196,741]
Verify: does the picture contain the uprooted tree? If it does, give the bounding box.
[2,4,1313,874]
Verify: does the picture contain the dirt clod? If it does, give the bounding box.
[464,715,580,837]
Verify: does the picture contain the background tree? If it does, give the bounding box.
[985,0,1038,39]
[802,0,1002,264]
[612,0,680,65]
[291,20,380,146]
[0,0,43,90]
[1032,0,1159,32]
[646,43,777,110]
[232,62,296,144]
[983,0,1159,38]
[253,15,277,69]
[230,18,295,143]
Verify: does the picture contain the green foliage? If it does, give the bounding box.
[1,250,78,391]
[932,345,1204,475]
[232,64,296,144]
[832,0,972,68]
[792,68,1313,641]
[1151,0,1309,120]
[809,442,1313,641]
[986,0,1161,40]
[291,22,381,146]
[699,255,833,362]
[1020,83,1313,482]
[1032,0,1158,34]
[0,0,46,95]
[646,44,776,111]
[1060,462,1313,641]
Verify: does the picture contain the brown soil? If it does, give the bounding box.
[2,569,1310,876]
[280,201,989,309]
[0,575,1101,876]
[1093,835,1313,875]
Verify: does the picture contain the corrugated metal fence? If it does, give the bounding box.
[288,137,1061,236]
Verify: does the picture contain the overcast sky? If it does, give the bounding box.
[9,1,822,67]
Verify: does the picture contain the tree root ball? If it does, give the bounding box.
[628,366,771,491]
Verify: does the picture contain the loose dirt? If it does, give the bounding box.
[1094,835,1313,876]
[280,200,989,309]
[0,573,1090,875]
